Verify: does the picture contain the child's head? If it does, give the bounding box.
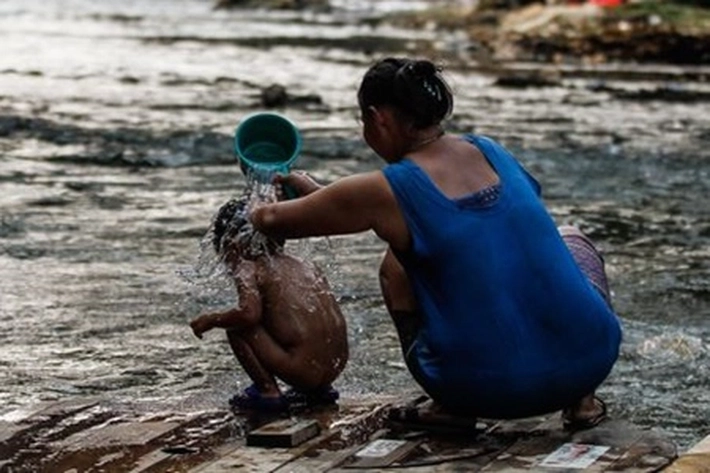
[212,196,283,259]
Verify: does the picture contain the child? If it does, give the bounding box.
[190,197,349,411]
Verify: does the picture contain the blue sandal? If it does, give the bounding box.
[229,385,289,413]
[283,386,339,407]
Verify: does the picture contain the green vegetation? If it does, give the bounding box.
[608,1,710,34]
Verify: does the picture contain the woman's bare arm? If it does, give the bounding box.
[274,171,323,197]
[251,171,408,249]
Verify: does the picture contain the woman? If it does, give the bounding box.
[250,57,622,427]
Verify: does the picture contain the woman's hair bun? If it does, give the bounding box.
[409,60,438,78]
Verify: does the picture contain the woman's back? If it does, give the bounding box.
[383,135,621,417]
[407,135,500,200]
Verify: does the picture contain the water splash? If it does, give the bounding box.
[176,220,238,320]
[636,333,706,363]
[175,178,290,319]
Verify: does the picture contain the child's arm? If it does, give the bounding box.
[189,263,262,339]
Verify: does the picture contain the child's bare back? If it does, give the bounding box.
[234,252,348,388]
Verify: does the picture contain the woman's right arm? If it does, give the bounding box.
[251,171,406,248]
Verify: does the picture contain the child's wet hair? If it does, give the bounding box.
[357,57,453,129]
[212,197,249,253]
[212,196,284,256]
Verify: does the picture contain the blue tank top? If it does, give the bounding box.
[383,135,621,417]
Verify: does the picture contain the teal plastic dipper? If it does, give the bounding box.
[234,112,302,186]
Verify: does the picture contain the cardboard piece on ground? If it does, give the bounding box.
[664,454,710,473]
[344,438,421,468]
[480,418,675,472]
[686,435,710,454]
[663,433,710,473]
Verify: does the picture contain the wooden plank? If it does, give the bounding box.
[196,423,349,473]
[279,430,390,473]
[195,399,396,473]
[0,399,99,444]
[330,412,549,471]
[605,425,677,472]
[664,454,710,473]
[194,446,294,473]
[389,447,501,472]
[0,396,683,473]
[247,419,320,448]
[194,417,346,473]
[270,401,397,473]
[663,433,710,473]
[54,421,180,451]
[1,398,105,469]
[480,432,571,472]
[126,449,175,473]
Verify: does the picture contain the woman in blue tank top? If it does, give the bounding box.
[251,57,621,428]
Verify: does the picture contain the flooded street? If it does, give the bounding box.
[1,0,709,453]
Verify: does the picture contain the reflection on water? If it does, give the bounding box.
[0,0,709,453]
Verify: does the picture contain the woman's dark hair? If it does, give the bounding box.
[212,198,248,253]
[357,57,453,129]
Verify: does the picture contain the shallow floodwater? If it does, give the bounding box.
[1,0,709,452]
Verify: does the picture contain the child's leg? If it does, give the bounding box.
[229,326,324,393]
[226,328,281,398]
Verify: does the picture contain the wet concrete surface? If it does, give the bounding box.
[0,0,709,454]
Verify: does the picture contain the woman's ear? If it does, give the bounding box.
[368,106,383,124]
[370,105,397,132]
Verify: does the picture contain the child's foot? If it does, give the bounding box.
[229,384,289,413]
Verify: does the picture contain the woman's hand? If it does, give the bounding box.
[274,171,323,199]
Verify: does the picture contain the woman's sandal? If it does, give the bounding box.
[562,396,608,431]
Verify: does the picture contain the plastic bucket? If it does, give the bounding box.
[234,112,302,182]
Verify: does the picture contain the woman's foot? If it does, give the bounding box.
[562,395,607,431]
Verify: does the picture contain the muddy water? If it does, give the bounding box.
[1,0,709,451]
